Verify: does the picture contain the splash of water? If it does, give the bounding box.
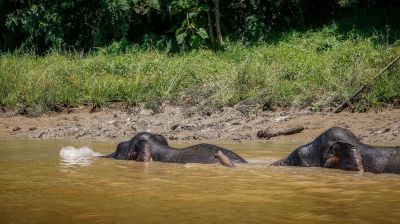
[59,146,102,167]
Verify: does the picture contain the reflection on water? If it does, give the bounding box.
[1,139,400,224]
[59,146,102,169]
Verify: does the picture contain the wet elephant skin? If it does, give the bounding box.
[103,132,247,165]
[271,127,400,174]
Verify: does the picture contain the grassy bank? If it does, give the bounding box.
[1,25,399,115]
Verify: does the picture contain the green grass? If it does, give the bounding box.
[1,24,399,114]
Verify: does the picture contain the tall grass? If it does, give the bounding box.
[1,25,399,114]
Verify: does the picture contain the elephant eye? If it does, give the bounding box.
[329,143,343,156]
[328,148,335,156]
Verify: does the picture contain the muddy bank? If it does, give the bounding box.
[1,103,399,145]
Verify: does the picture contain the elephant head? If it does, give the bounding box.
[127,140,153,162]
[272,127,365,172]
[272,141,364,172]
[111,132,169,160]
[323,142,363,172]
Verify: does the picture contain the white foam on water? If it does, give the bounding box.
[59,146,103,167]
[246,159,274,165]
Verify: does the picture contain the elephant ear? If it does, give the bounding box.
[134,140,153,162]
[324,142,364,172]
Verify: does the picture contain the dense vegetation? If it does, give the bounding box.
[0,1,399,114]
[2,0,399,52]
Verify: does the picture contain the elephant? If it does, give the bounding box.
[271,127,400,174]
[103,132,247,167]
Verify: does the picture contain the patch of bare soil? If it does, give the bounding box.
[1,103,399,146]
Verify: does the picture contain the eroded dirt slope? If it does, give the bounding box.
[1,104,399,145]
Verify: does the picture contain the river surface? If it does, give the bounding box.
[1,139,400,224]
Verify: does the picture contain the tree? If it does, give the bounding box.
[214,0,223,46]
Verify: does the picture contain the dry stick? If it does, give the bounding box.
[215,151,236,167]
[257,126,304,139]
[333,55,400,113]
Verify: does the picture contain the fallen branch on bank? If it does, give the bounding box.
[333,55,400,113]
[257,126,304,139]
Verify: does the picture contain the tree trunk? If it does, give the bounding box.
[207,8,215,44]
[214,0,223,46]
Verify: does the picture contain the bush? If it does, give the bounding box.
[1,24,399,113]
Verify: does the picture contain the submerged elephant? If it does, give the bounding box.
[103,132,247,167]
[271,127,400,174]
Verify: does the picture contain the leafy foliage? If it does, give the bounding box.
[2,0,398,52]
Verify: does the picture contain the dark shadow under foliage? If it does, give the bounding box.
[0,0,399,53]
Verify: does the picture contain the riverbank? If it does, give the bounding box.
[1,104,399,145]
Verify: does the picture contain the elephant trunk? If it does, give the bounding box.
[98,152,116,158]
[270,158,291,166]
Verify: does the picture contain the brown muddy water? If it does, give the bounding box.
[1,139,400,224]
